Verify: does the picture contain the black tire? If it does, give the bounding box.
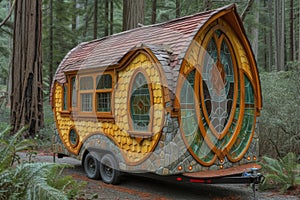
[83,152,101,180]
[100,154,121,184]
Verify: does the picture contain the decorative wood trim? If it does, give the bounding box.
[68,126,80,148]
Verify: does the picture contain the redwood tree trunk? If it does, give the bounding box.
[123,0,145,31]
[11,0,44,137]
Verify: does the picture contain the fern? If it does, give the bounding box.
[260,152,300,193]
[0,126,72,200]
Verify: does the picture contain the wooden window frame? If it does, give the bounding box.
[60,73,78,117]
[60,70,115,120]
[79,75,94,114]
[72,71,115,120]
[60,83,70,115]
[95,73,114,119]
[70,75,78,110]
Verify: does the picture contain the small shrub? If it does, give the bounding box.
[260,152,300,193]
[0,126,88,200]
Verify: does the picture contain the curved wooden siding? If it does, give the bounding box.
[51,4,262,173]
[53,51,166,164]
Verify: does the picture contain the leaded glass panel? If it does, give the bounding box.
[202,34,235,134]
[96,74,112,89]
[130,72,151,131]
[81,93,93,112]
[97,92,111,112]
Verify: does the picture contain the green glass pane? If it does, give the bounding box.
[97,92,111,112]
[96,74,112,89]
[229,75,255,159]
[69,129,78,146]
[244,76,255,104]
[130,73,151,131]
[201,35,235,134]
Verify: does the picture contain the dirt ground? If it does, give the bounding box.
[19,152,300,200]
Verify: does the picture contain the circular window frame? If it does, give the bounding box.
[68,127,79,148]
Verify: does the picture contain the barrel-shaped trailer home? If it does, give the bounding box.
[51,4,263,184]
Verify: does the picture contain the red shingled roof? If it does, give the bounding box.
[50,4,250,106]
[53,4,237,85]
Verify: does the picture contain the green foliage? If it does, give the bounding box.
[0,0,12,86]
[259,70,300,157]
[0,126,35,168]
[36,103,55,150]
[260,152,300,193]
[0,126,89,200]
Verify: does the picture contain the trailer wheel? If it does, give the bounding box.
[83,152,101,180]
[100,154,120,184]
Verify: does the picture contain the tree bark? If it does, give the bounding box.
[274,0,279,70]
[176,0,180,18]
[251,0,259,60]
[71,0,77,32]
[123,0,145,31]
[105,0,109,36]
[280,0,285,71]
[49,0,54,92]
[110,0,113,35]
[267,0,273,71]
[152,0,156,24]
[289,0,295,62]
[83,0,89,38]
[299,3,300,62]
[11,0,44,136]
[94,0,98,39]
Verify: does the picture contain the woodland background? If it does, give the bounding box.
[0,0,299,158]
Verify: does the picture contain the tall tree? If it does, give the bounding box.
[204,0,212,11]
[151,0,157,24]
[49,0,54,92]
[274,0,285,71]
[299,2,300,62]
[176,0,180,18]
[11,0,44,136]
[267,0,273,71]
[94,0,98,39]
[289,0,295,62]
[123,0,145,31]
[105,0,109,36]
[110,0,114,35]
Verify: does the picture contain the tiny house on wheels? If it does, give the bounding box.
[51,4,263,186]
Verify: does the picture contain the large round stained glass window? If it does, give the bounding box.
[180,29,257,166]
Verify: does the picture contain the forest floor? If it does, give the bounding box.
[19,151,300,200]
